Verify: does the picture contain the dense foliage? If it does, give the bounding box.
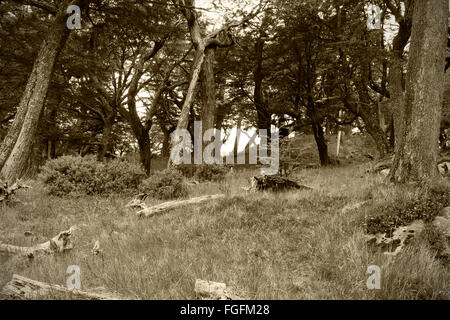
[193,164,229,182]
[366,186,450,236]
[39,156,146,196]
[139,168,188,200]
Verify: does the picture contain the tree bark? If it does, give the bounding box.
[138,135,152,174]
[97,115,114,161]
[312,120,329,166]
[200,47,216,136]
[2,274,127,300]
[0,3,70,182]
[127,81,152,172]
[136,194,225,218]
[0,226,75,257]
[168,0,237,167]
[357,63,390,157]
[168,49,205,168]
[360,105,390,158]
[161,129,171,157]
[122,42,165,173]
[253,37,271,135]
[390,0,448,182]
[387,1,413,151]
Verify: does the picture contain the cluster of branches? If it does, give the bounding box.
[0,0,447,182]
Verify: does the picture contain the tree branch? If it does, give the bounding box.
[14,0,58,15]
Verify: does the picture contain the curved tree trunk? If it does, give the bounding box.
[0,4,70,182]
[360,107,390,158]
[390,0,448,183]
[168,47,205,168]
[357,63,390,158]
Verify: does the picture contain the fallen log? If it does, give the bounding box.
[1,274,126,300]
[250,175,312,192]
[137,194,225,218]
[0,226,75,258]
[194,279,244,300]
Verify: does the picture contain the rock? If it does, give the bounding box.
[433,216,450,238]
[366,220,425,256]
[438,161,450,175]
[441,206,450,219]
[367,207,450,257]
[195,280,227,300]
[194,279,244,300]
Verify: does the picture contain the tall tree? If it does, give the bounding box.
[168,0,261,166]
[390,0,448,182]
[0,0,88,183]
[384,0,413,151]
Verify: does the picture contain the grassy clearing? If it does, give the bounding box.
[0,164,449,299]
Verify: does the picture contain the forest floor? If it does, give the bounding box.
[0,163,449,299]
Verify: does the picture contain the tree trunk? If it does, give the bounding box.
[0,4,70,182]
[357,63,390,157]
[137,133,152,175]
[97,116,114,161]
[253,37,271,136]
[168,48,205,167]
[388,4,413,151]
[200,47,216,136]
[390,0,448,183]
[127,91,152,173]
[168,0,236,167]
[161,127,173,158]
[46,105,58,159]
[361,108,390,158]
[312,120,329,166]
[123,42,166,174]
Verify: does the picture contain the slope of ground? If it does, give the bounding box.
[0,164,448,299]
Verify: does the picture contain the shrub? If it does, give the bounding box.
[175,164,197,178]
[194,164,229,182]
[39,155,146,196]
[366,186,450,236]
[139,168,188,200]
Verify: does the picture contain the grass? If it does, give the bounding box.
[0,163,449,300]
